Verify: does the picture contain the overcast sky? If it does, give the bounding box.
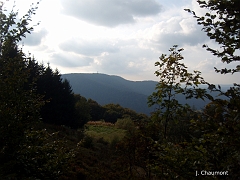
[3,0,239,84]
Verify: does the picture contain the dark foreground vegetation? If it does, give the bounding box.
[0,0,239,179]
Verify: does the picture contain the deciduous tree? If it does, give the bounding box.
[148,45,205,140]
[185,0,240,74]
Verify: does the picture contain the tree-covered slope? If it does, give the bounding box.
[62,73,155,115]
[62,73,230,115]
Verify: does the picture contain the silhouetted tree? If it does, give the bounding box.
[0,2,80,179]
[74,94,91,126]
[185,0,240,74]
[36,65,78,128]
[0,2,44,178]
[88,99,105,121]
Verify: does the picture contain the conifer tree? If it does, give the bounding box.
[36,64,78,128]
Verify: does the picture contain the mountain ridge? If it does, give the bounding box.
[62,73,230,115]
[62,73,157,115]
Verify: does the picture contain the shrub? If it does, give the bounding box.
[115,117,135,130]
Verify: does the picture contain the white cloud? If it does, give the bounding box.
[196,59,220,73]
[51,52,94,67]
[23,28,48,46]
[2,0,238,84]
[60,0,162,27]
[59,38,119,56]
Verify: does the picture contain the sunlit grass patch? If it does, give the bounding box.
[85,122,126,143]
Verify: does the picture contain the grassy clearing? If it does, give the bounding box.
[85,121,126,143]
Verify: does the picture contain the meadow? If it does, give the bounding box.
[84,121,127,143]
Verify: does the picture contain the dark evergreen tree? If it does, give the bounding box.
[25,58,44,89]
[0,2,78,178]
[36,65,78,128]
[0,2,44,177]
[0,37,42,159]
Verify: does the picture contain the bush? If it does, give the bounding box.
[115,117,135,130]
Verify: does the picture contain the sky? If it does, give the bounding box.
[2,0,239,84]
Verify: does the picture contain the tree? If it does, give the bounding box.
[0,39,43,176]
[88,98,105,121]
[146,0,240,175]
[183,2,240,177]
[148,45,205,140]
[103,103,148,124]
[36,64,78,128]
[0,1,44,178]
[23,59,80,128]
[0,2,78,179]
[185,0,240,74]
[0,1,40,54]
[0,0,41,148]
[104,104,126,123]
[146,45,240,178]
[74,94,91,126]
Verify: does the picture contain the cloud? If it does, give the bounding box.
[24,28,48,46]
[45,0,216,81]
[145,17,208,50]
[195,58,219,73]
[51,52,94,67]
[60,0,162,27]
[59,38,119,56]
[57,37,158,75]
[90,40,157,75]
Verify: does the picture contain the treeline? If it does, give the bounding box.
[75,95,148,125]
[25,58,148,128]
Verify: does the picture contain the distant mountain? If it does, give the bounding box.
[62,73,230,115]
[62,73,156,115]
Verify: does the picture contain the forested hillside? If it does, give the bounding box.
[62,73,156,115]
[62,73,230,115]
[0,0,239,179]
